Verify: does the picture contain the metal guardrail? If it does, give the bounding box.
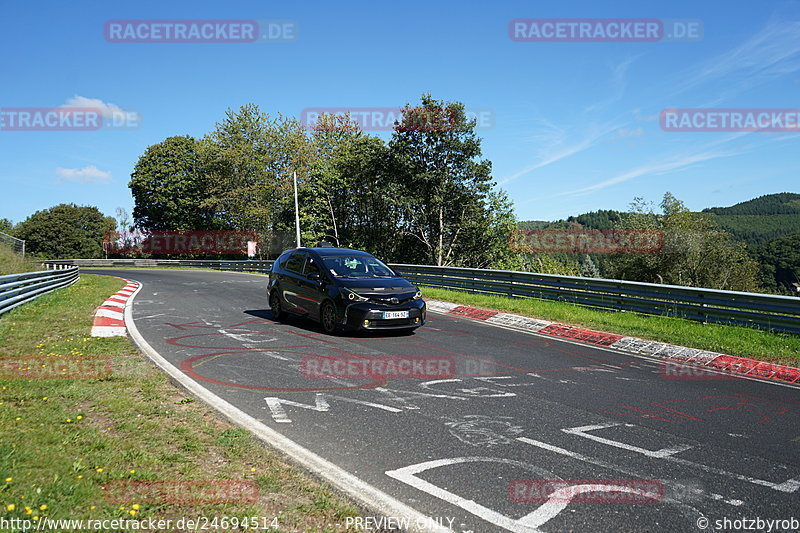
[0,266,80,317]
[390,263,800,334]
[41,259,800,334]
[41,259,275,272]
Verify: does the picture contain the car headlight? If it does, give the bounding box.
[340,288,368,302]
[413,289,422,299]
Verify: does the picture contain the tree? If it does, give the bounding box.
[605,193,761,291]
[752,232,800,294]
[0,218,12,234]
[202,104,312,255]
[129,136,215,231]
[389,94,518,267]
[580,254,600,277]
[14,204,116,259]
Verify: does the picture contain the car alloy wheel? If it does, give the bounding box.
[320,301,338,334]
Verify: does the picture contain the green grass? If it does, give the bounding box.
[0,246,40,276]
[0,275,360,531]
[422,286,800,367]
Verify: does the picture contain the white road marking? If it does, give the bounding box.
[516,437,741,506]
[563,423,693,458]
[265,394,330,423]
[562,423,800,493]
[387,456,699,533]
[264,393,403,423]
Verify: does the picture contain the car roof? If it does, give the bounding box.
[284,247,372,257]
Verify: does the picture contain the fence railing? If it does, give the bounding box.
[41,258,275,272]
[391,263,800,334]
[0,231,25,258]
[40,259,800,334]
[0,267,80,317]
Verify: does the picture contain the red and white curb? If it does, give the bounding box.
[91,280,140,337]
[426,299,800,385]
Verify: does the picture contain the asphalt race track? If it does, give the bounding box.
[87,269,800,533]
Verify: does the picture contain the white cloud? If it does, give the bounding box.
[499,121,622,185]
[617,127,644,138]
[61,95,131,120]
[55,165,112,184]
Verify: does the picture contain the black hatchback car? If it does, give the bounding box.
[268,247,426,333]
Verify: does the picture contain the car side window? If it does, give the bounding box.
[284,253,305,273]
[277,253,290,271]
[303,256,322,276]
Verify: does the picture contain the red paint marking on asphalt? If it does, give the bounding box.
[601,404,703,424]
[228,319,262,328]
[416,343,534,374]
[288,330,339,345]
[166,332,311,350]
[179,350,384,392]
[164,322,218,330]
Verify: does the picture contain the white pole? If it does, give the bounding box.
[293,171,301,248]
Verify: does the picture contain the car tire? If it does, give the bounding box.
[269,290,286,321]
[320,301,339,335]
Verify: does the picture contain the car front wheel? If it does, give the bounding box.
[320,301,339,335]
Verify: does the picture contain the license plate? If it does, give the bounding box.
[382,311,409,320]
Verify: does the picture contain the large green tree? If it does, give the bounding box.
[14,204,116,259]
[202,104,312,254]
[289,113,404,258]
[606,193,761,291]
[389,94,519,268]
[129,135,215,230]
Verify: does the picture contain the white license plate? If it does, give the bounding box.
[382,311,409,320]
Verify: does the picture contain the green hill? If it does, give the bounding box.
[702,193,800,245]
[519,193,800,246]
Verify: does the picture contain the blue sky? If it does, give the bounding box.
[1,0,799,225]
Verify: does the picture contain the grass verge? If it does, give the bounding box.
[0,246,40,276]
[422,286,800,367]
[0,274,360,531]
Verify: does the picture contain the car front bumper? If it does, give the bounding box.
[342,300,426,330]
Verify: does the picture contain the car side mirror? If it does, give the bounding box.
[307,272,321,281]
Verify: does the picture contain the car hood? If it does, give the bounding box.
[338,277,416,295]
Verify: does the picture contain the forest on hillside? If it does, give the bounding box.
[518,192,800,294]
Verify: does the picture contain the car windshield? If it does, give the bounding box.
[321,255,396,278]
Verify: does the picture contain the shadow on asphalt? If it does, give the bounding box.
[243,309,417,339]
